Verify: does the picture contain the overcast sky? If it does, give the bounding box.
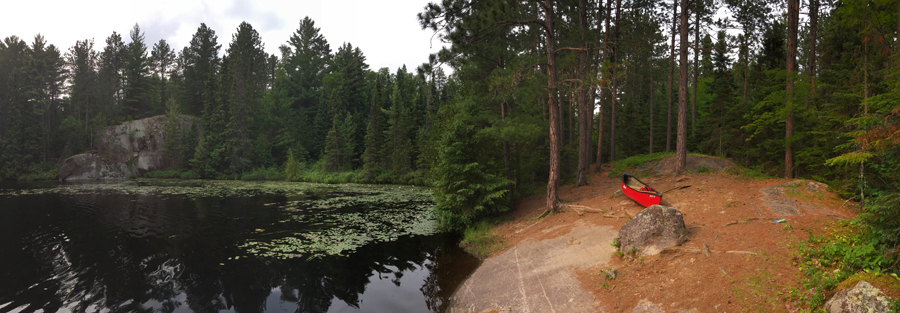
[2,0,446,72]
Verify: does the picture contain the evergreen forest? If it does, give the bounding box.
[1,0,899,261]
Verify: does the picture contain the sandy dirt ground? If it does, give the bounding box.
[451,161,856,313]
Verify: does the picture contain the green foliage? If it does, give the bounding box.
[162,97,181,155]
[18,163,59,181]
[431,99,511,232]
[58,116,84,157]
[825,151,874,166]
[240,167,285,181]
[607,152,674,178]
[724,165,772,180]
[791,219,892,308]
[860,194,900,271]
[284,148,304,181]
[460,220,505,259]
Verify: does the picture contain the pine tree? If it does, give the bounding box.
[180,23,221,117]
[151,39,176,115]
[283,17,331,159]
[323,113,344,172]
[386,67,414,173]
[65,39,99,150]
[223,22,267,173]
[162,96,182,165]
[98,31,125,121]
[123,24,151,118]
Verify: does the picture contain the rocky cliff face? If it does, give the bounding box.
[59,115,195,181]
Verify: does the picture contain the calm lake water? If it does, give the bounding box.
[0,180,479,313]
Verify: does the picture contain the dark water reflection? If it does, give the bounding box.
[0,182,478,313]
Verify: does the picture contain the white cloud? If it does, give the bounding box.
[2,0,445,72]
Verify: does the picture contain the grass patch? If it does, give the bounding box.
[607,152,674,178]
[724,165,771,180]
[459,220,505,259]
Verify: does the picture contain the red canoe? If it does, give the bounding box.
[622,172,662,207]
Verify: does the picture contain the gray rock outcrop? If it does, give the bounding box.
[825,281,893,313]
[59,115,195,181]
[615,205,689,256]
[759,180,830,216]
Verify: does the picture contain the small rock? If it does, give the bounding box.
[603,268,618,280]
[825,281,893,313]
[676,176,690,182]
[631,299,664,313]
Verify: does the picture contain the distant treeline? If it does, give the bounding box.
[0,18,449,185]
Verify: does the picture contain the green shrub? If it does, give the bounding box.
[284,148,304,181]
[460,220,505,259]
[179,170,200,179]
[431,100,510,232]
[792,220,887,308]
[18,163,59,181]
[241,167,285,181]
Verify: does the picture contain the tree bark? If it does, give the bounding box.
[575,0,592,187]
[692,5,699,139]
[543,0,561,213]
[785,0,798,179]
[609,0,621,162]
[596,0,612,171]
[742,35,749,104]
[806,0,818,109]
[650,73,654,153]
[667,0,677,152]
[675,0,689,174]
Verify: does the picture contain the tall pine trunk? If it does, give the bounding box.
[543,0,561,213]
[785,0,798,179]
[743,35,749,103]
[575,0,592,187]
[650,74,654,153]
[692,7,699,139]
[806,0,818,109]
[609,0,621,162]
[667,0,677,152]
[675,0,689,174]
[596,0,610,171]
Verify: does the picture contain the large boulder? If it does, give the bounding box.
[58,115,195,181]
[825,281,893,313]
[615,205,689,256]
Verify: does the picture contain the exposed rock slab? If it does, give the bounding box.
[825,281,893,313]
[59,115,194,181]
[615,205,689,257]
[759,180,829,216]
[448,222,617,313]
